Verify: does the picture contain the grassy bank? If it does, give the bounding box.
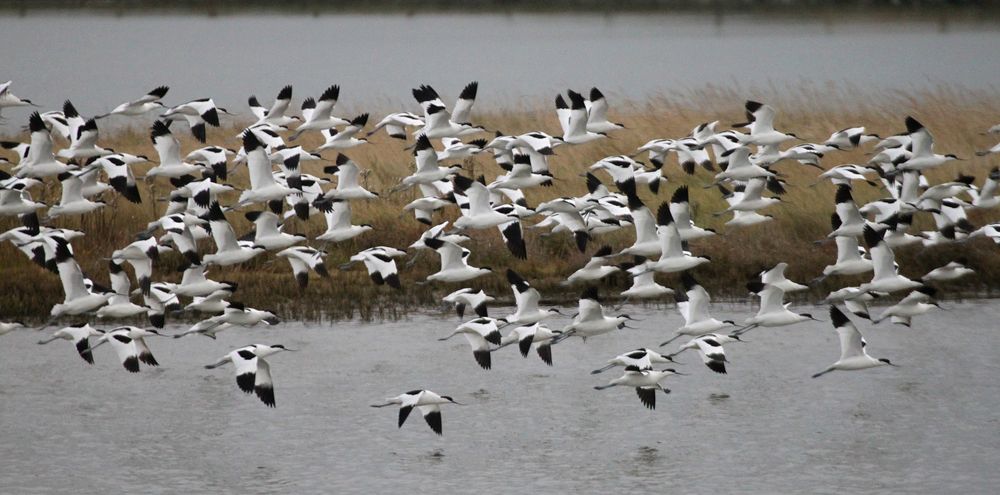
[2,87,999,322]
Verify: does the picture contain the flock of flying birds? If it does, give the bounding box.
[1,79,999,435]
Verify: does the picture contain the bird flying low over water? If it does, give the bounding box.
[812,306,896,378]
[371,390,464,435]
[205,344,295,407]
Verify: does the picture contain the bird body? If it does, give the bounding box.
[813,306,895,378]
[371,389,463,435]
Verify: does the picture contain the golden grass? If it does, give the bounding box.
[2,86,999,322]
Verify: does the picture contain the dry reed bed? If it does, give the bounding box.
[1,87,999,321]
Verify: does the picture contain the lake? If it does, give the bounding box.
[2,301,998,493]
[0,11,998,120]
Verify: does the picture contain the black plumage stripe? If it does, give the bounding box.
[574,231,590,253]
[503,222,527,260]
[636,387,656,410]
[459,81,478,101]
[76,339,94,364]
[122,356,140,373]
[139,351,158,367]
[236,373,255,393]
[518,335,533,358]
[473,350,492,370]
[148,85,169,99]
[256,384,275,408]
[424,410,443,436]
[398,405,413,428]
[705,360,727,374]
[829,305,850,328]
[191,123,207,143]
[536,344,553,366]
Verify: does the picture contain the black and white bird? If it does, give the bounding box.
[872,286,940,327]
[897,116,961,171]
[647,202,710,273]
[441,288,493,319]
[738,100,800,146]
[201,202,267,266]
[812,306,897,378]
[367,112,424,140]
[97,260,149,319]
[316,113,370,151]
[248,85,299,128]
[859,226,922,294]
[87,326,166,372]
[49,241,111,320]
[205,344,295,407]
[412,82,485,139]
[667,334,742,374]
[420,236,492,284]
[290,84,348,139]
[177,302,280,339]
[590,348,677,375]
[660,273,736,346]
[584,87,625,133]
[740,281,817,333]
[593,366,684,410]
[244,209,306,251]
[341,246,404,289]
[162,98,229,143]
[15,112,79,179]
[0,80,37,121]
[558,90,606,144]
[502,269,565,325]
[492,322,562,366]
[438,317,503,370]
[276,246,329,288]
[145,120,201,178]
[922,259,975,283]
[97,85,169,119]
[371,390,464,435]
[37,323,104,364]
[556,287,635,342]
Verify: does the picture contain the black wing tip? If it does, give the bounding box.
[148,85,169,98]
[320,84,340,101]
[670,185,689,204]
[459,81,479,100]
[123,356,140,373]
[829,305,850,328]
[256,385,276,407]
[862,225,883,249]
[424,410,443,435]
[276,84,293,100]
[656,202,674,226]
[680,271,698,291]
[474,350,492,370]
[706,360,727,374]
[835,184,853,204]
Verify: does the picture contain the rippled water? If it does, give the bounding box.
[0,12,997,120]
[2,300,999,493]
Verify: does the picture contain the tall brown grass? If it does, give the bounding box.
[2,86,999,322]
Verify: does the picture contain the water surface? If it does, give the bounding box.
[0,12,997,120]
[2,301,998,493]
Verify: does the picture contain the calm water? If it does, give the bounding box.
[2,301,998,493]
[0,12,998,120]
